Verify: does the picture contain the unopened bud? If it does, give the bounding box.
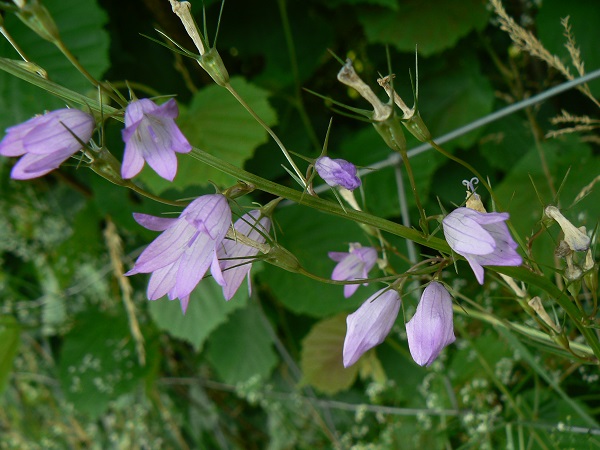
[377,75,431,142]
[544,206,590,251]
[222,181,255,200]
[583,250,598,293]
[14,0,60,43]
[198,48,230,87]
[265,245,302,273]
[372,116,407,153]
[528,296,561,333]
[89,147,128,187]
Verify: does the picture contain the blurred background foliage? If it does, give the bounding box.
[0,0,599,448]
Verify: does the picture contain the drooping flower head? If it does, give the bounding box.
[406,282,455,367]
[442,207,522,284]
[126,194,231,313]
[343,288,401,367]
[315,156,361,191]
[442,179,521,284]
[0,108,94,180]
[217,210,271,301]
[121,98,192,181]
[328,243,378,298]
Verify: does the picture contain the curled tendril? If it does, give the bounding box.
[462,177,479,193]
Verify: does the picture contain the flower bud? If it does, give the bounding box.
[343,288,401,367]
[372,116,407,153]
[265,245,303,273]
[315,156,361,191]
[222,181,255,200]
[528,296,561,333]
[406,282,455,366]
[14,0,60,43]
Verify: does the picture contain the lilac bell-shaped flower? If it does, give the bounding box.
[126,194,231,313]
[329,243,378,298]
[442,207,522,284]
[217,210,271,300]
[315,156,361,191]
[0,108,94,180]
[121,98,192,181]
[343,288,401,367]
[406,282,455,367]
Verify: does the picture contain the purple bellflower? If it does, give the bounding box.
[315,156,361,190]
[406,282,455,367]
[329,243,378,298]
[126,194,231,313]
[343,288,401,367]
[217,210,271,300]
[0,108,94,180]
[121,98,192,181]
[442,207,522,284]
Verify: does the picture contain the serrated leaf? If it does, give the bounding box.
[300,314,358,394]
[148,277,247,351]
[138,77,277,193]
[0,317,20,395]
[0,0,109,129]
[58,311,148,419]
[205,303,278,384]
[358,0,489,56]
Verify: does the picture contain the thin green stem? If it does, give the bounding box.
[223,82,307,188]
[54,40,125,107]
[398,149,428,234]
[276,0,321,151]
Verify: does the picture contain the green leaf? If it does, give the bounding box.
[140,77,277,194]
[358,0,489,56]
[537,0,600,96]
[216,3,334,89]
[479,115,533,171]
[418,55,495,149]
[342,127,446,218]
[0,316,20,396]
[325,0,398,10]
[259,204,379,318]
[205,303,278,384]
[300,314,358,394]
[0,0,109,129]
[148,277,247,351]
[58,311,149,419]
